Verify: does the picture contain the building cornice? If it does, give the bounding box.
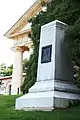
[0,76,12,80]
[4,0,48,39]
[9,29,31,39]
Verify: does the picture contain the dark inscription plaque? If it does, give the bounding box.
[41,45,52,63]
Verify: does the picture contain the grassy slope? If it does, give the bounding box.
[0,95,80,120]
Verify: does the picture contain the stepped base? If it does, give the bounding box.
[16,91,54,111]
[16,81,80,111]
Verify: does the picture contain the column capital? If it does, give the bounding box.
[16,46,29,53]
[11,46,29,53]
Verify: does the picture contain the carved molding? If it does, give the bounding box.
[9,29,31,39]
[4,0,48,38]
[15,46,29,53]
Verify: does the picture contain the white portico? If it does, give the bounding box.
[11,34,32,95]
[7,30,32,95]
[4,0,47,95]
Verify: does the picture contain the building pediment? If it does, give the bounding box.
[4,0,48,39]
[20,23,31,32]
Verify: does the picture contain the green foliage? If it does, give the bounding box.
[21,0,80,93]
[0,95,80,120]
[68,100,80,108]
[65,19,80,87]
[0,63,13,76]
[23,58,29,73]
[21,54,37,93]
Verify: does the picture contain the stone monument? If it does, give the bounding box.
[16,20,80,110]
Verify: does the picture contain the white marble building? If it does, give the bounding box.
[0,76,12,95]
[4,0,47,95]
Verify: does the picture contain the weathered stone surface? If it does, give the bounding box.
[16,20,80,111]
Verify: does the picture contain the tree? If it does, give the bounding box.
[21,0,80,93]
[0,63,13,76]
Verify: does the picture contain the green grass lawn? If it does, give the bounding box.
[0,95,80,120]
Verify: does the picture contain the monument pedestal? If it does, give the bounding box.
[16,20,80,110]
[16,80,80,110]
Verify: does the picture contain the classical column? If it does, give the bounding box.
[11,46,29,95]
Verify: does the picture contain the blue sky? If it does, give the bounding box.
[0,0,36,66]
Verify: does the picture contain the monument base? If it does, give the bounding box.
[16,91,54,111]
[15,20,80,111]
[16,80,80,111]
